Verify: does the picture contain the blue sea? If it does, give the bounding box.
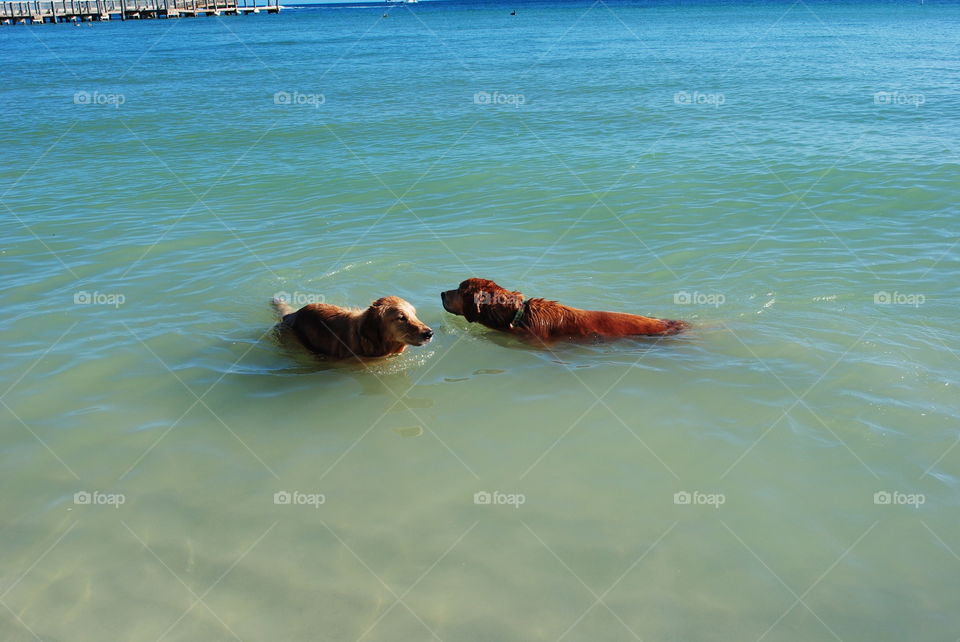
[2,1,959,639]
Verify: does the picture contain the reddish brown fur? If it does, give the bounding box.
[272,296,432,359]
[441,278,687,345]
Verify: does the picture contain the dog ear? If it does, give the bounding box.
[356,303,385,354]
[461,285,482,322]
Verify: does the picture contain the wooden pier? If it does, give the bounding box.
[0,0,279,24]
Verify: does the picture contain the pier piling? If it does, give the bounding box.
[0,0,280,23]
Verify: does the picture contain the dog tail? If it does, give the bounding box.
[271,297,294,318]
[661,319,689,335]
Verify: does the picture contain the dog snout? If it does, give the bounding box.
[441,289,461,314]
[421,328,434,341]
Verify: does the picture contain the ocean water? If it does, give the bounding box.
[2,0,959,639]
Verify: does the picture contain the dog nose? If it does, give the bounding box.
[422,329,433,339]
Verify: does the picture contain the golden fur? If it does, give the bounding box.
[272,296,432,359]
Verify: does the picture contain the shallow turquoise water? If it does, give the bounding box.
[2,1,959,639]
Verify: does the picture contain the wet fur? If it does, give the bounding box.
[441,278,687,345]
[272,296,432,359]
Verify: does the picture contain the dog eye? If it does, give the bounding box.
[398,314,406,321]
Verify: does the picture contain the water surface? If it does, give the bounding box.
[1,1,959,639]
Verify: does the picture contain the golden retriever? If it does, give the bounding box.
[441,278,687,344]
[272,296,432,359]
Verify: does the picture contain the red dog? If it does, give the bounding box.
[440,278,687,344]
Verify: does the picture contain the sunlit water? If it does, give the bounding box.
[2,0,959,639]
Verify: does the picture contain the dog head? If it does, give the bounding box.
[367,296,433,346]
[441,278,524,328]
